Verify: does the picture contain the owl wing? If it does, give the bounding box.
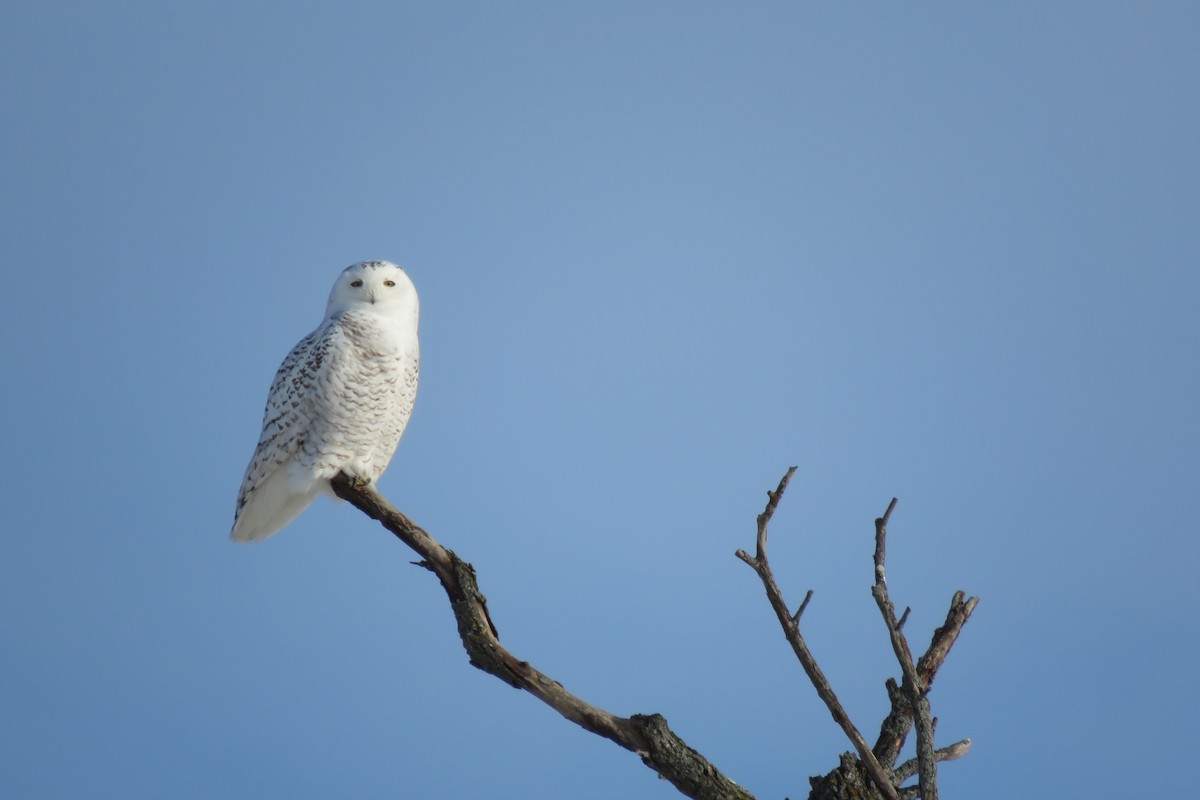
[230,322,334,539]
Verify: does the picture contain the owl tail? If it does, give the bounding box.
[230,467,320,542]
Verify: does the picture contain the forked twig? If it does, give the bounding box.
[870,501,978,800]
[873,592,978,766]
[870,500,938,798]
[736,469,900,800]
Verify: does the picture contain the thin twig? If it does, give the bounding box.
[736,469,900,800]
[893,739,971,782]
[792,589,814,624]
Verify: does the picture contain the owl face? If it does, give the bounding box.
[326,261,418,319]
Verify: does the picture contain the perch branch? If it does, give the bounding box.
[735,468,900,800]
[331,473,753,800]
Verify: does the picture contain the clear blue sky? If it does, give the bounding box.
[2,3,1197,798]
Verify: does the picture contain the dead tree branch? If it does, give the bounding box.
[331,469,975,800]
[330,473,754,800]
[893,739,971,783]
[872,592,978,767]
[735,468,900,800]
[870,499,939,799]
[737,473,977,800]
[870,500,978,800]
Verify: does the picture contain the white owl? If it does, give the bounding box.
[231,261,420,542]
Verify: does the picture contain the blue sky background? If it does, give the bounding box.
[2,2,1197,798]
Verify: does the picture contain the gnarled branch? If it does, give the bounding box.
[330,473,754,800]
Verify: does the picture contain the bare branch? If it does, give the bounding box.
[870,501,938,800]
[330,473,753,800]
[757,467,795,552]
[872,590,978,766]
[872,678,910,766]
[893,739,971,783]
[737,470,900,800]
[871,498,898,587]
[917,591,979,687]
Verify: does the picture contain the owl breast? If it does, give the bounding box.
[295,309,419,485]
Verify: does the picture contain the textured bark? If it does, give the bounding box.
[631,714,754,800]
[809,752,889,800]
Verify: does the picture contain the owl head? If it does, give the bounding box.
[325,260,419,321]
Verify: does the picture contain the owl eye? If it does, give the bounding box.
[384,279,395,287]
[350,279,363,287]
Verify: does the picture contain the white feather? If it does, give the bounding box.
[231,261,419,542]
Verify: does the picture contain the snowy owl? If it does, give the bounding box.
[230,261,420,542]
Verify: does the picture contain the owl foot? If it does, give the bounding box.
[342,472,373,490]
